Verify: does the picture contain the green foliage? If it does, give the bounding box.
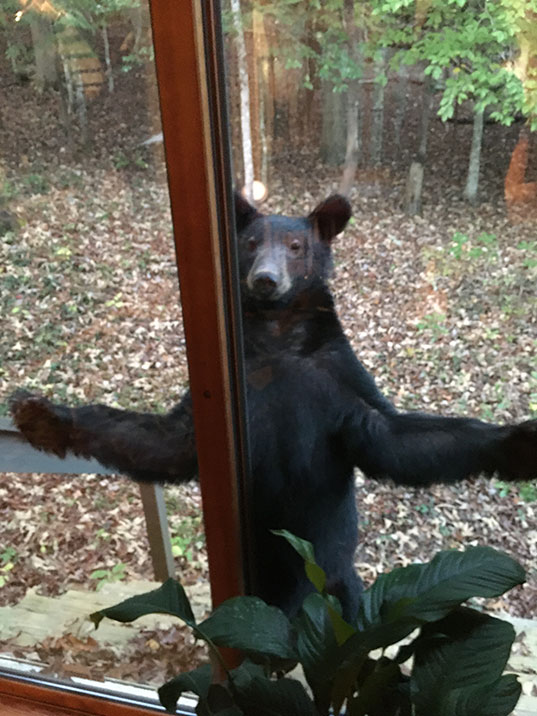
[121,46,155,73]
[169,515,205,561]
[495,479,537,502]
[374,0,534,124]
[90,561,127,590]
[93,535,524,716]
[22,173,49,195]
[0,546,17,588]
[448,230,498,261]
[518,240,537,270]
[415,311,448,340]
[244,0,532,126]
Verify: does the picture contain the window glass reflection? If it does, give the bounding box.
[225,0,536,621]
[0,0,208,687]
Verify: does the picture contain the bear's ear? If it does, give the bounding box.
[308,194,352,242]
[234,191,262,234]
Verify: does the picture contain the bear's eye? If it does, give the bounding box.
[289,239,302,253]
[247,237,257,252]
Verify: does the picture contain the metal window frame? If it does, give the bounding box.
[0,0,249,706]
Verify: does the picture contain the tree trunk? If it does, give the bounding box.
[339,0,361,196]
[74,72,88,145]
[404,160,424,215]
[339,88,360,196]
[231,0,254,200]
[370,50,386,166]
[253,8,271,188]
[102,23,114,94]
[29,12,57,90]
[393,64,409,156]
[418,79,434,159]
[321,82,346,166]
[463,108,484,204]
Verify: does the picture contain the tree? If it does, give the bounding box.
[230,0,254,200]
[373,0,528,200]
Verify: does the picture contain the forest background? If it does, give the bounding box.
[0,0,536,682]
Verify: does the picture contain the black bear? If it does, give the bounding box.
[9,193,537,620]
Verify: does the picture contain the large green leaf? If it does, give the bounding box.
[200,683,244,716]
[358,547,525,630]
[410,608,520,716]
[347,657,411,716]
[274,530,354,644]
[294,592,340,710]
[294,593,376,715]
[231,660,317,716]
[411,676,521,716]
[90,578,196,628]
[199,596,297,661]
[272,529,326,592]
[158,664,212,713]
[479,674,523,716]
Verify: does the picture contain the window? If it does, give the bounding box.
[0,0,247,709]
[1,0,536,711]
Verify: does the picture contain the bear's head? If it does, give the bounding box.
[234,193,351,306]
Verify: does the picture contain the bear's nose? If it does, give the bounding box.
[253,272,278,296]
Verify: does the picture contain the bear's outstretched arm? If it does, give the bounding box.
[8,390,198,484]
[345,404,537,485]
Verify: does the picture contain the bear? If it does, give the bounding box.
[9,192,537,620]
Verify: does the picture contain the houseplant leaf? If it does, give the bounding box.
[272,529,326,592]
[410,607,520,716]
[231,659,317,716]
[90,577,196,628]
[199,596,298,661]
[159,663,212,713]
[358,546,525,643]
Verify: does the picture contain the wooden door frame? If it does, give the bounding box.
[1,0,249,709]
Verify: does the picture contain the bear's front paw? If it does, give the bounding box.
[9,390,72,458]
[502,419,537,481]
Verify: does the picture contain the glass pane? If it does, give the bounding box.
[223,0,536,624]
[0,0,209,691]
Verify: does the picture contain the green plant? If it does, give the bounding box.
[112,152,130,170]
[519,483,537,503]
[22,173,49,195]
[415,312,448,340]
[169,515,205,561]
[0,546,17,588]
[92,533,524,716]
[448,231,498,261]
[90,562,127,591]
[495,480,537,503]
[449,231,469,260]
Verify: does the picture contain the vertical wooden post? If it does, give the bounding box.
[147,0,251,612]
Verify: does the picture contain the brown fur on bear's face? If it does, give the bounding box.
[235,194,351,304]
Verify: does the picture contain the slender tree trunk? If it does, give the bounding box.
[463,108,484,204]
[74,72,88,145]
[418,79,434,159]
[339,89,360,196]
[231,0,254,200]
[339,0,361,196]
[404,159,424,215]
[393,64,409,155]
[253,8,271,188]
[370,50,386,166]
[102,23,114,94]
[321,82,346,165]
[29,12,57,90]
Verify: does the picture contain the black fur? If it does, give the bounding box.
[10,193,537,620]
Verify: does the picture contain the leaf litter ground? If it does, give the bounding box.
[0,102,536,685]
